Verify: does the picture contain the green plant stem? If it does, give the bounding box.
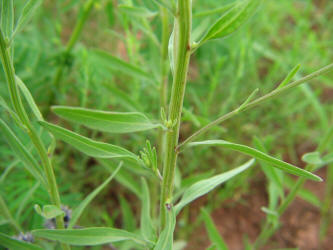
[253,127,333,249]
[177,63,333,151]
[160,0,192,228]
[0,29,70,250]
[51,0,94,101]
[154,6,170,220]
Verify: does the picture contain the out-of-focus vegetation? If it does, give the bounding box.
[0,0,333,249]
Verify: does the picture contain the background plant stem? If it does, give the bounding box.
[253,127,333,249]
[49,0,94,106]
[0,29,70,250]
[160,0,192,228]
[178,63,333,150]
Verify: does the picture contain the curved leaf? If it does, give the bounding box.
[52,106,163,133]
[68,162,122,228]
[189,140,322,182]
[175,159,255,214]
[39,121,138,160]
[200,0,261,44]
[32,227,147,246]
[154,207,176,250]
[0,119,45,184]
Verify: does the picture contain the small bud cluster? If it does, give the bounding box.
[139,140,162,181]
[161,108,177,131]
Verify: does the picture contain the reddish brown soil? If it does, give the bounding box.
[185,169,333,250]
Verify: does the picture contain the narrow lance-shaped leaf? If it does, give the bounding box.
[118,5,158,18]
[52,106,163,133]
[16,76,44,121]
[201,208,228,250]
[0,119,45,185]
[68,162,123,229]
[39,121,138,160]
[140,178,156,242]
[90,49,152,81]
[154,207,176,250]
[32,227,148,246]
[189,140,322,182]
[11,0,43,40]
[0,232,43,250]
[175,159,255,214]
[199,0,262,44]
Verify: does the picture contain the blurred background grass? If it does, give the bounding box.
[0,0,332,249]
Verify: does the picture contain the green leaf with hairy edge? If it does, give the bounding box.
[32,227,148,246]
[34,204,64,219]
[154,207,176,250]
[90,49,152,81]
[16,76,43,121]
[39,121,138,160]
[175,159,255,214]
[0,119,45,185]
[0,232,43,250]
[11,0,42,39]
[201,208,228,250]
[200,0,261,44]
[69,162,122,229]
[189,140,322,182]
[52,106,163,133]
[140,178,156,242]
[118,5,157,18]
[1,0,14,38]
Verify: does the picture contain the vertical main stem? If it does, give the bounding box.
[0,29,70,250]
[160,0,192,228]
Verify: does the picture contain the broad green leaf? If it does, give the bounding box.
[175,159,255,214]
[52,106,162,133]
[34,204,64,219]
[201,208,228,250]
[32,227,147,246]
[154,207,176,250]
[90,49,152,81]
[16,76,44,121]
[39,121,138,160]
[1,0,14,38]
[0,119,45,185]
[200,0,261,44]
[69,163,122,228]
[189,140,322,182]
[140,178,156,242]
[118,5,157,18]
[302,152,323,165]
[0,232,43,250]
[11,0,43,39]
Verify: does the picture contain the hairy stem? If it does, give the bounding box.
[178,63,333,150]
[160,0,192,228]
[0,29,70,250]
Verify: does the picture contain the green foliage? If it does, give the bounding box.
[0,0,332,249]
